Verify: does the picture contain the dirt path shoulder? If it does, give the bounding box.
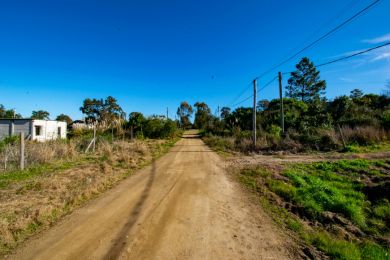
[11,132,298,260]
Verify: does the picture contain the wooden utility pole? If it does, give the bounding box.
[278,72,285,133]
[20,132,25,170]
[166,107,169,120]
[253,79,257,147]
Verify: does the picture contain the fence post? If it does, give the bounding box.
[20,132,25,170]
[93,126,96,151]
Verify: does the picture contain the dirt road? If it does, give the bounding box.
[12,132,296,260]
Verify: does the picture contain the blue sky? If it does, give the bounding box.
[1,0,389,120]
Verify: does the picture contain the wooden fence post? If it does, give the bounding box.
[20,132,25,170]
[93,126,96,152]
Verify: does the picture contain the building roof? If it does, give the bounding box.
[0,118,64,122]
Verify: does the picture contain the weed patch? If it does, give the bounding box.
[237,159,390,259]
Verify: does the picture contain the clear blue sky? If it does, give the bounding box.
[1,0,389,120]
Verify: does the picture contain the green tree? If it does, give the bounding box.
[128,112,145,129]
[56,114,73,125]
[100,96,125,123]
[301,99,332,129]
[128,112,145,137]
[328,96,352,122]
[220,107,231,119]
[177,101,193,129]
[350,89,363,99]
[0,105,22,118]
[80,96,125,125]
[80,98,103,122]
[31,110,50,120]
[286,57,326,102]
[257,99,270,111]
[194,102,211,129]
[226,107,253,131]
[261,98,307,130]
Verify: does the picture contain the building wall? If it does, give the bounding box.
[0,119,31,139]
[32,120,67,142]
[0,120,67,141]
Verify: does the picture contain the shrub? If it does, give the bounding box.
[341,126,388,145]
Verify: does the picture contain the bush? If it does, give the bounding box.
[143,118,178,139]
[341,126,388,145]
[203,135,235,152]
[292,128,340,151]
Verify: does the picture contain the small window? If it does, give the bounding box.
[35,125,42,136]
[58,127,61,136]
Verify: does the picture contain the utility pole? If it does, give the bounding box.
[253,79,257,147]
[166,107,169,120]
[278,72,285,134]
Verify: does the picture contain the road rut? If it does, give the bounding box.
[12,132,296,259]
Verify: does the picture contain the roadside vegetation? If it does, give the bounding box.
[197,58,390,154]
[0,137,177,256]
[237,159,390,259]
[198,58,390,259]
[0,97,183,256]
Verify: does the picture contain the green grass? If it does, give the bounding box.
[309,231,361,260]
[344,143,390,153]
[238,159,390,259]
[284,167,366,227]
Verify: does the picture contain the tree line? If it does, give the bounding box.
[182,57,390,151]
[1,57,389,144]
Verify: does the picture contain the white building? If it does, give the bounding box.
[0,119,67,141]
[70,120,94,130]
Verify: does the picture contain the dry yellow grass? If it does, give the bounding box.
[0,138,175,255]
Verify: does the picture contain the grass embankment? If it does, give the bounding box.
[238,159,390,259]
[203,130,390,154]
[0,138,178,256]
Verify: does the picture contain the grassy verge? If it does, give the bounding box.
[237,159,390,259]
[203,132,390,154]
[202,135,234,157]
[0,138,178,256]
[343,143,390,153]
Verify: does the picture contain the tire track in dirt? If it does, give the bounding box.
[11,131,298,259]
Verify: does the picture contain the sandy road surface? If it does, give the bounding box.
[12,132,296,260]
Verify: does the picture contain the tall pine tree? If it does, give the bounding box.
[286,57,326,102]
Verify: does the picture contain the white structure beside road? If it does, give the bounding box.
[0,119,67,141]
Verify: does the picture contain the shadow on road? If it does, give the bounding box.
[181,134,200,139]
[169,150,213,153]
[103,160,156,260]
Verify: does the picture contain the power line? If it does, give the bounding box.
[227,0,381,110]
[231,94,252,108]
[231,76,278,108]
[227,81,252,107]
[282,41,390,75]
[317,41,390,68]
[229,41,389,108]
[258,76,278,92]
[279,0,359,66]
[254,0,381,79]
